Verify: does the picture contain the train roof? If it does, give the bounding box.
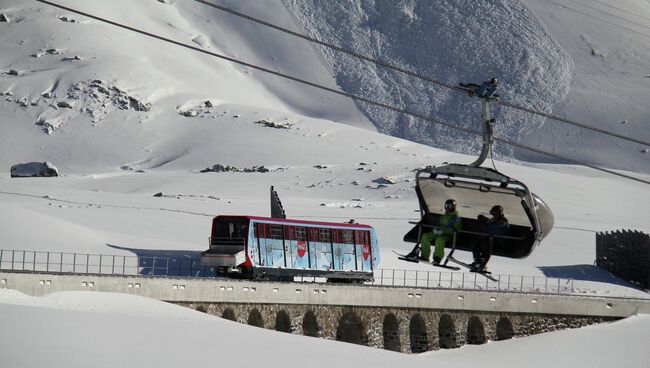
[213,215,374,229]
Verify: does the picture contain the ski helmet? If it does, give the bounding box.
[490,205,503,217]
[444,199,457,213]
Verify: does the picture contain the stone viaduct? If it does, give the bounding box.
[3,271,648,353]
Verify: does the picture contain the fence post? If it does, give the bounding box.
[152,257,156,275]
[532,276,535,291]
[99,255,102,274]
[380,269,384,286]
[557,278,561,294]
[544,277,548,293]
[60,253,63,272]
[122,257,126,275]
[450,272,453,288]
[520,276,524,291]
[46,252,50,272]
[73,253,76,273]
[427,271,430,288]
[86,254,89,274]
[507,275,511,291]
[33,252,37,271]
[166,258,170,276]
[391,269,395,286]
[0,249,3,270]
[403,270,406,286]
[22,251,26,270]
[571,279,574,293]
[11,250,15,270]
[112,255,115,275]
[415,271,418,287]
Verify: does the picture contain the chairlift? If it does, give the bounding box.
[403,79,554,260]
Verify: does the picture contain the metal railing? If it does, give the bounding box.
[0,249,578,295]
[369,268,575,294]
[0,249,214,277]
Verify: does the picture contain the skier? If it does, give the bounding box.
[471,205,509,272]
[408,199,461,264]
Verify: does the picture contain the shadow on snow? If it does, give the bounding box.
[106,243,214,277]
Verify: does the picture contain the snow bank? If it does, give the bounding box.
[1,290,649,368]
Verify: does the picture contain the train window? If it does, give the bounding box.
[255,223,269,238]
[308,228,318,242]
[214,218,247,239]
[318,228,330,243]
[343,230,354,244]
[356,231,369,244]
[270,225,283,240]
[293,227,307,241]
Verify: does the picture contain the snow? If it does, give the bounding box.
[2,289,650,368]
[284,0,574,160]
[1,0,650,366]
[519,0,650,173]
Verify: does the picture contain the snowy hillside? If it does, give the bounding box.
[1,0,650,367]
[0,0,373,172]
[520,0,650,172]
[284,0,573,159]
[2,0,649,173]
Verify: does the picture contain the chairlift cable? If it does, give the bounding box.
[495,136,650,185]
[33,1,650,186]
[193,0,650,148]
[496,100,650,146]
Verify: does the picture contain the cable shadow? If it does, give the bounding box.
[106,243,214,277]
[538,264,638,288]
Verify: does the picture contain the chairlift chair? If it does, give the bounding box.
[403,79,554,261]
[403,164,554,259]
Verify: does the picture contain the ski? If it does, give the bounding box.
[447,256,498,282]
[393,250,461,271]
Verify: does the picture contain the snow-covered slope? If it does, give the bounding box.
[519,0,650,172]
[284,0,573,158]
[1,1,649,366]
[0,0,373,172]
[2,0,648,174]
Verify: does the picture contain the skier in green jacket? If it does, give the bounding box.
[420,199,462,264]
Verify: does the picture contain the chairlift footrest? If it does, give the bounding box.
[447,256,498,281]
[394,251,460,270]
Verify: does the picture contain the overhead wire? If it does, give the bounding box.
[192,0,650,148]
[33,0,650,185]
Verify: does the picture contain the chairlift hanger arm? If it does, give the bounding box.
[459,79,500,167]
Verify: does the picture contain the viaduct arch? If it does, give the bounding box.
[182,303,611,353]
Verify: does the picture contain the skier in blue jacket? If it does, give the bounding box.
[471,205,509,271]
